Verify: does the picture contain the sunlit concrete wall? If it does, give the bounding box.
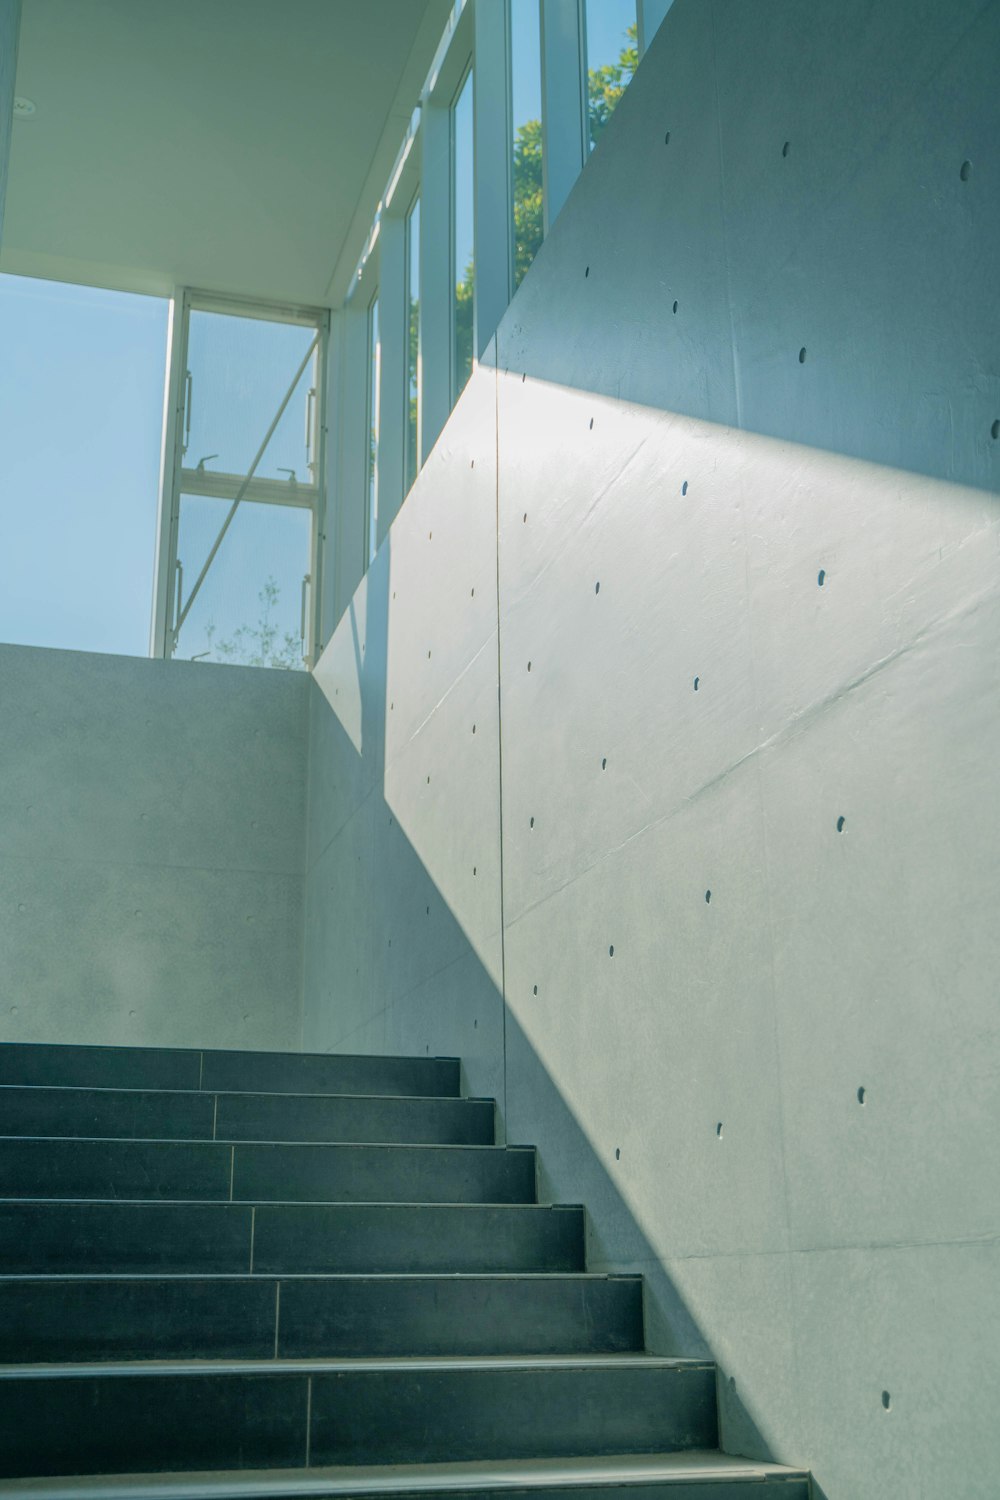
[0,646,307,1052]
[0,0,21,246]
[304,0,1000,1494]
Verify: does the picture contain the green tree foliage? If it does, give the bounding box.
[455,265,474,394]
[463,22,638,311]
[416,25,639,458]
[587,22,638,151]
[513,116,544,288]
[204,577,302,670]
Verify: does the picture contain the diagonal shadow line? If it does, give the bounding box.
[302,523,824,1489]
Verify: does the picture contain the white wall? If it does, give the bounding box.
[0,646,308,1052]
[304,1,1000,1494]
[0,0,20,246]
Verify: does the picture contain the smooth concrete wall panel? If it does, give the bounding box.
[500,0,737,426]
[304,1,1000,1492]
[502,759,788,1263]
[383,371,499,759]
[758,595,1000,1253]
[383,943,505,1105]
[0,646,307,1050]
[305,374,504,1076]
[301,793,376,1054]
[714,0,1000,492]
[0,860,303,1051]
[0,0,19,248]
[497,379,760,918]
[0,647,307,873]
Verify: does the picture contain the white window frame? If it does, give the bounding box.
[151,288,329,667]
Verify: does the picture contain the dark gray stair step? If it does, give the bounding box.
[0,1200,583,1275]
[0,1086,495,1146]
[0,1043,460,1098]
[0,1273,643,1361]
[0,1138,535,1204]
[0,1452,812,1500]
[0,1357,718,1478]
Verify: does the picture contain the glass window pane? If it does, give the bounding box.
[584,0,638,152]
[174,495,311,668]
[366,295,381,565]
[406,197,421,493]
[511,0,543,288]
[452,68,475,400]
[0,272,168,656]
[185,310,318,483]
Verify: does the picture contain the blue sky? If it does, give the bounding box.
[0,273,168,657]
[0,275,315,663]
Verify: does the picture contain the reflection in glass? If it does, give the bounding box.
[511,0,543,288]
[406,197,421,493]
[366,295,381,565]
[584,0,638,152]
[175,495,310,668]
[452,69,475,399]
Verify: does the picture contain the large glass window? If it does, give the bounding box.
[175,497,312,667]
[366,294,381,565]
[584,0,638,152]
[169,298,321,668]
[511,0,544,289]
[451,68,475,399]
[0,273,168,656]
[184,310,317,484]
[405,197,421,493]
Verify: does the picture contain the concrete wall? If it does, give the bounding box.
[0,0,21,246]
[304,1,1000,1495]
[0,646,307,1052]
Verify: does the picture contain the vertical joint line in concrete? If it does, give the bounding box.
[228,1145,235,1202]
[493,362,509,1136]
[212,1095,218,1141]
[197,1051,204,1091]
[249,1205,256,1274]
[274,1281,281,1359]
[304,1374,313,1467]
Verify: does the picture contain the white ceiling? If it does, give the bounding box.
[2,0,450,305]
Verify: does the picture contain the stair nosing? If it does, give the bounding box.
[0,1137,521,1151]
[0,1354,710,1378]
[0,1450,813,1499]
[0,1270,638,1283]
[0,1085,493,1105]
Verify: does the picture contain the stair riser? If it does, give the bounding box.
[0,1276,644,1361]
[0,1088,495,1145]
[0,1044,460,1098]
[0,1139,534,1204]
[0,1202,585,1275]
[201,1488,810,1500]
[0,1365,718,1477]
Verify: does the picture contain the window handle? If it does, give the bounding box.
[173,560,184,641]
[183,370,193,455]
[300,573,311,651]
[305,386,316,474]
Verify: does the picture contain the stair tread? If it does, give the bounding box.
[0,1271,635,1282]
[0,1137,518,1149]
[0,1451,811,1498]
[0,1043,460,1064]
[0,1086,493,1103]
[0,1354,709,1377]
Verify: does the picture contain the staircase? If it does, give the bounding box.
[0,1040,810,1496]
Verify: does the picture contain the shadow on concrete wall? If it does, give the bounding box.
[304,524,812,1483]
